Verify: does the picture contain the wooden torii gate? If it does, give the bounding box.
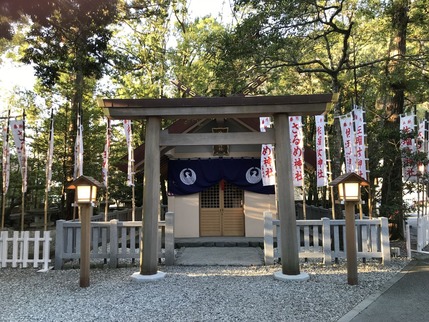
[99,94,337,281]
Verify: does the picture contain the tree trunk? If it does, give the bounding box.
[65,66,85,219]
[381,0,409,239]
[330,77,344,218]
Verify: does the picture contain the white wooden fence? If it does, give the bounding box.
[263,211,391,265]
[0,230,51,270]
[55,212,175,269]
[405,215,429,256]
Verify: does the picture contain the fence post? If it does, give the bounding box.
[164,212,175,265]
[1,230,7,268]
[276,220,282,259]
[405,220,412,259]
[417,216,423,252]
[263,211,274,265]
[380,217,391,264]
[43,231,51,271]
[22,231,30,268]
[33,231,41,268]
[109,219,118,268]
[157,223,162,261]
[54,220,65,270]
[12,231,19,268]
[423,216,428,250]
[322,217,332,264]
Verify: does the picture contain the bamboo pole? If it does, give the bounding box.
[1,110,10,230]
[20,192,25,231]
[20,109,26,231]
[44,108,54,231]
[131,137,136,222]
[362,107,372,219]
[423,111,429,216]
[104,187,109,222]
[44,187,48,231]
[103,119,110,222]
[325,125,335,219]
[1,192,5,229]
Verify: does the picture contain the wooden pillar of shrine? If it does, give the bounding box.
[274,113,301,277]
[140,116,161,275]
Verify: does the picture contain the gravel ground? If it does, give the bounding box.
[0,257,409,322]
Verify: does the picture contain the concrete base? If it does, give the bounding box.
[273,271,310,282]
[131,271,166,282]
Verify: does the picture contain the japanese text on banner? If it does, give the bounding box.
[340,113,356,173]
[353,107,367,179]
[2,121,10,194]
[9,119,27,192]
[74,117,83,180]
[260,117,276,186]
[289,116,304,187]
[102,119,111,187]
[400,114,417,182]
[418,120,427,174]
[123,120,134,186]
[315,115,328,187]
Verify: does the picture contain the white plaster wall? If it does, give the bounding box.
[244,191,276,237]
[168,194,200,238]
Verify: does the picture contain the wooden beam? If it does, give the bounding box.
[98,94,336,120]
[159,129,275,146]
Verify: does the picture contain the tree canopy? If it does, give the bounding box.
[1,0,429,237]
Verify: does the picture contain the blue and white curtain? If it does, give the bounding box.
[168,158,275,195]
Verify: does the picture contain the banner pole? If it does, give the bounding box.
[1,109,10,230]
[21,109,26,231]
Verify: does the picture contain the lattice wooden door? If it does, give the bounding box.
[200,180,244,237]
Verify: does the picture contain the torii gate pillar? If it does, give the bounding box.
[273,114,309,281]
[131,116,166,281]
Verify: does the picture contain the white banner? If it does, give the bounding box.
[260,117,270,132]
[10,119,27,192]
[418,120,426,175]
[340,113,356,173]
[102,118,110,187]
[315,115,328,187]
[289,116,304,187]
[353,106,367,179]
[400,114,417,182]
[260,117,276,186]
[418,120,426,152]
[2,121,10,194]
[123,120,134,186]
[73,117,83,180]
[46,113,54,191]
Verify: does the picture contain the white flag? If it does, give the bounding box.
[260,117,276,186]
[46,112,54,191]
[340,113,356,173]
[289,116,304,187]
[10,119,27,192]
[102,118,111,187]
[418,120,427,174]
[123,120,134,186]
[2,120,10,194]
[400,114,417,181]
[353,106,367,179]
[74,116,83,179]
[315,115,328,187]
